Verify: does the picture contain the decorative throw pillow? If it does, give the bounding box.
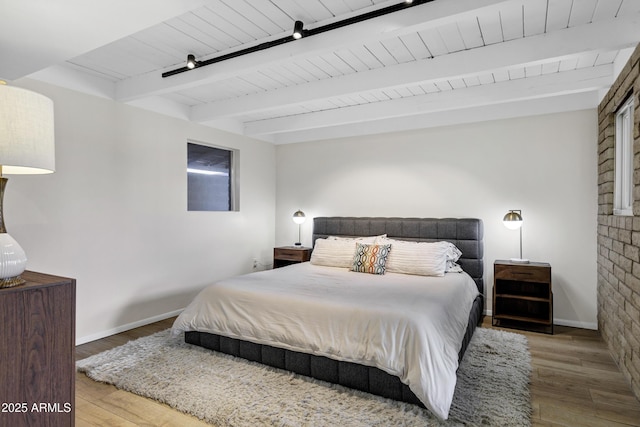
[444,242,463,272]
[445,242,462,262]
[351,243,391,275]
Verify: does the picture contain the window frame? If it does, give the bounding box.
[614,95,635,216]
[187,140,240,212]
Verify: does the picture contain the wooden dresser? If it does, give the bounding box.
[0,271,76,427]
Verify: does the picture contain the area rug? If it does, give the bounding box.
[77,327,531,426]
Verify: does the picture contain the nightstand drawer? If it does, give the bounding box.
[494,263,550,282]
[275,248,308,261]
[273,247,312,268]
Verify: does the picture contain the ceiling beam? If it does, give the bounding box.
[115,0,512,102]
[190,15,639,123]
[243,64,613,136]
[269,92,598,144]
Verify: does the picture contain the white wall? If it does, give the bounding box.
[7,80,276,343]
[276,110,598,329]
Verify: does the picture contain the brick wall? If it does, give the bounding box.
[598,43,640,400]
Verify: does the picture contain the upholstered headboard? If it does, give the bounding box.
[312,217,484,296]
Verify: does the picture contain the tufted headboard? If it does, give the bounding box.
[312,217,484,296]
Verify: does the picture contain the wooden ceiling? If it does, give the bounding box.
[5,0,640,143]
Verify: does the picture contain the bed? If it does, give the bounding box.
[172,217,484,420]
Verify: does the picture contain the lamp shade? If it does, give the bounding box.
[292,210,306,224]
[0,85,55,174]
[503,210,523,230]
[503,209,528,263]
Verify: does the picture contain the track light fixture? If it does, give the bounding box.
[292,21,304,39]
[162,0,435,78]
[186,54,198,69]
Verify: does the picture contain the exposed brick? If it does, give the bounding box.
[620,229,632,244]
[620,255,634,273]
[627,274,640,295]
[599,146,615,165]
[613,239,625,255]
[598,43,640,403]
[626,299,640,323]
[619,282,632,300]
[625,244,640,262]
[632,290,640,310]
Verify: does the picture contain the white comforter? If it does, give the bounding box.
[172,262,479,420]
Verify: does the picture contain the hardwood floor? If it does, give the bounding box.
[75,317,640,426]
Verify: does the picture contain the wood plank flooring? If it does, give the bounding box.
[75,317,640,426]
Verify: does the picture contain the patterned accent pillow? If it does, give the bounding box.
[351,243,391,275]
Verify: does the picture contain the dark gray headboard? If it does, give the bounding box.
[312,217,484,295]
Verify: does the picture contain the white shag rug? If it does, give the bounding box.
[77,327,531,426]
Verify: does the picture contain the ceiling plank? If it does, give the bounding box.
[188,15,638,122]
[115,0,514,101]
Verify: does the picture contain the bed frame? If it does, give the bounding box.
[185,217,484,407]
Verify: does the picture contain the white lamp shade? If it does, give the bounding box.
[292,210,306,224]
[503,219,523,230]
[0,85,55,174]
[503,211,523,230]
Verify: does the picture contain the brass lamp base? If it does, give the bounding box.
[0,275,26,288]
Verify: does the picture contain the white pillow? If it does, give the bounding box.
[327,234,385,243]
[377,238,449,277]
[310,238,358,268]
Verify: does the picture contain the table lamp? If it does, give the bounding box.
[292,210,306,246]
[0,84,55,287]
[503,209,529,263]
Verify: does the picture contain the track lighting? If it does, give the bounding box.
[186,54,198,69]
[292,21,304,39]
[162,0,435,78]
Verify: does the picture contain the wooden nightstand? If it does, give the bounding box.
[273,246,312,268]
[492,260,553,334]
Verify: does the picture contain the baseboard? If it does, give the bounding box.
[76,309,183,346]
[484,310,597,331]
[553,318,598,330]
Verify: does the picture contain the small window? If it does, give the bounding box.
[187,142,239,211]
[614,96,634,216]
